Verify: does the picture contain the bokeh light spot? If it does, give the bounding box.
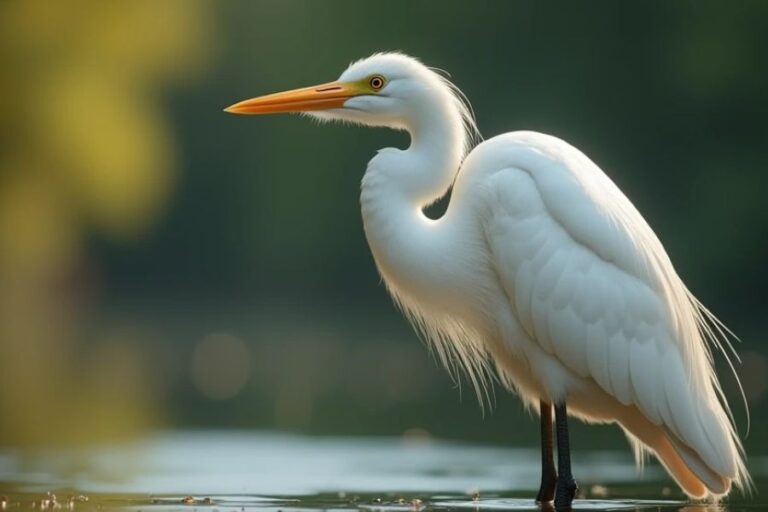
[191,332,250,400]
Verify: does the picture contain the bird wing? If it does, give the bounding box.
[474,131,742,486]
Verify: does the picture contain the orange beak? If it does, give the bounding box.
[224,80,363,115]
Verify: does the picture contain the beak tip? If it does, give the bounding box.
[224,81,354,117]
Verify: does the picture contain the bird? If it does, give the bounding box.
[225,52,749,509]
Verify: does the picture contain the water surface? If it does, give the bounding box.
[0,432,762,511]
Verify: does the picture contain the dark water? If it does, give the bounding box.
[0,432,763,511]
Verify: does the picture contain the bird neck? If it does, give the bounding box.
[360,98,469,308]
[402,107,467,206]
[362,96,467,210]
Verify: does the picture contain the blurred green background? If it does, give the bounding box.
[1,0,766,456]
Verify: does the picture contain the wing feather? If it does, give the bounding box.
[474,131,748,493]
[629,339,661,424]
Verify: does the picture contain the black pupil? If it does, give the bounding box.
[372,78,382,88]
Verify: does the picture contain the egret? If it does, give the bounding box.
[225,53,749,508]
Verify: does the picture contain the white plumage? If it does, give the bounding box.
[226,52,750,502]
[470,133,748,497]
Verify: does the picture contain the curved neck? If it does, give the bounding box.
[406,105,467,206]
[364,93,467,207]
[360,95,469,309]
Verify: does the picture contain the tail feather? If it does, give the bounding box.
[619,395,747,499]
[620,422,707,498]
[667,433,730,495]
[651,344,750,497]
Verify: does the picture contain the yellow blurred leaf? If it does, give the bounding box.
[0,169,79,277]
[34,71,175,239]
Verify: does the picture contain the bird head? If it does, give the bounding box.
[225,52,477,139]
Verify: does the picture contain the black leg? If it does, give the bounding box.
[554,402,577,510]
[536,401,557,503]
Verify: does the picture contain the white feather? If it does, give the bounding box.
[472,132,749,496]
[295,52,750,500]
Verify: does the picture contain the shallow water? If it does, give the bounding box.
[0,431,763,511]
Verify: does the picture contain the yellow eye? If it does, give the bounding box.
[369,75,385,90]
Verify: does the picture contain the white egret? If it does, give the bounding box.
[226,53,749,508]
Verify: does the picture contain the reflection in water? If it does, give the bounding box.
[0,494,737,512]
[0,1,211,446]
[0,432,762,511]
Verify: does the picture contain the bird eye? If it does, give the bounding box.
[369,75,385,90]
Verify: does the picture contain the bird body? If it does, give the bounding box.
[364,126,746,498]
[226,52,749,503]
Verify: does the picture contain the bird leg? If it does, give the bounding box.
[535,400,557,503]
[554,402,578,510]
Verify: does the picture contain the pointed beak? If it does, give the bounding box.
[224,80,363,115]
